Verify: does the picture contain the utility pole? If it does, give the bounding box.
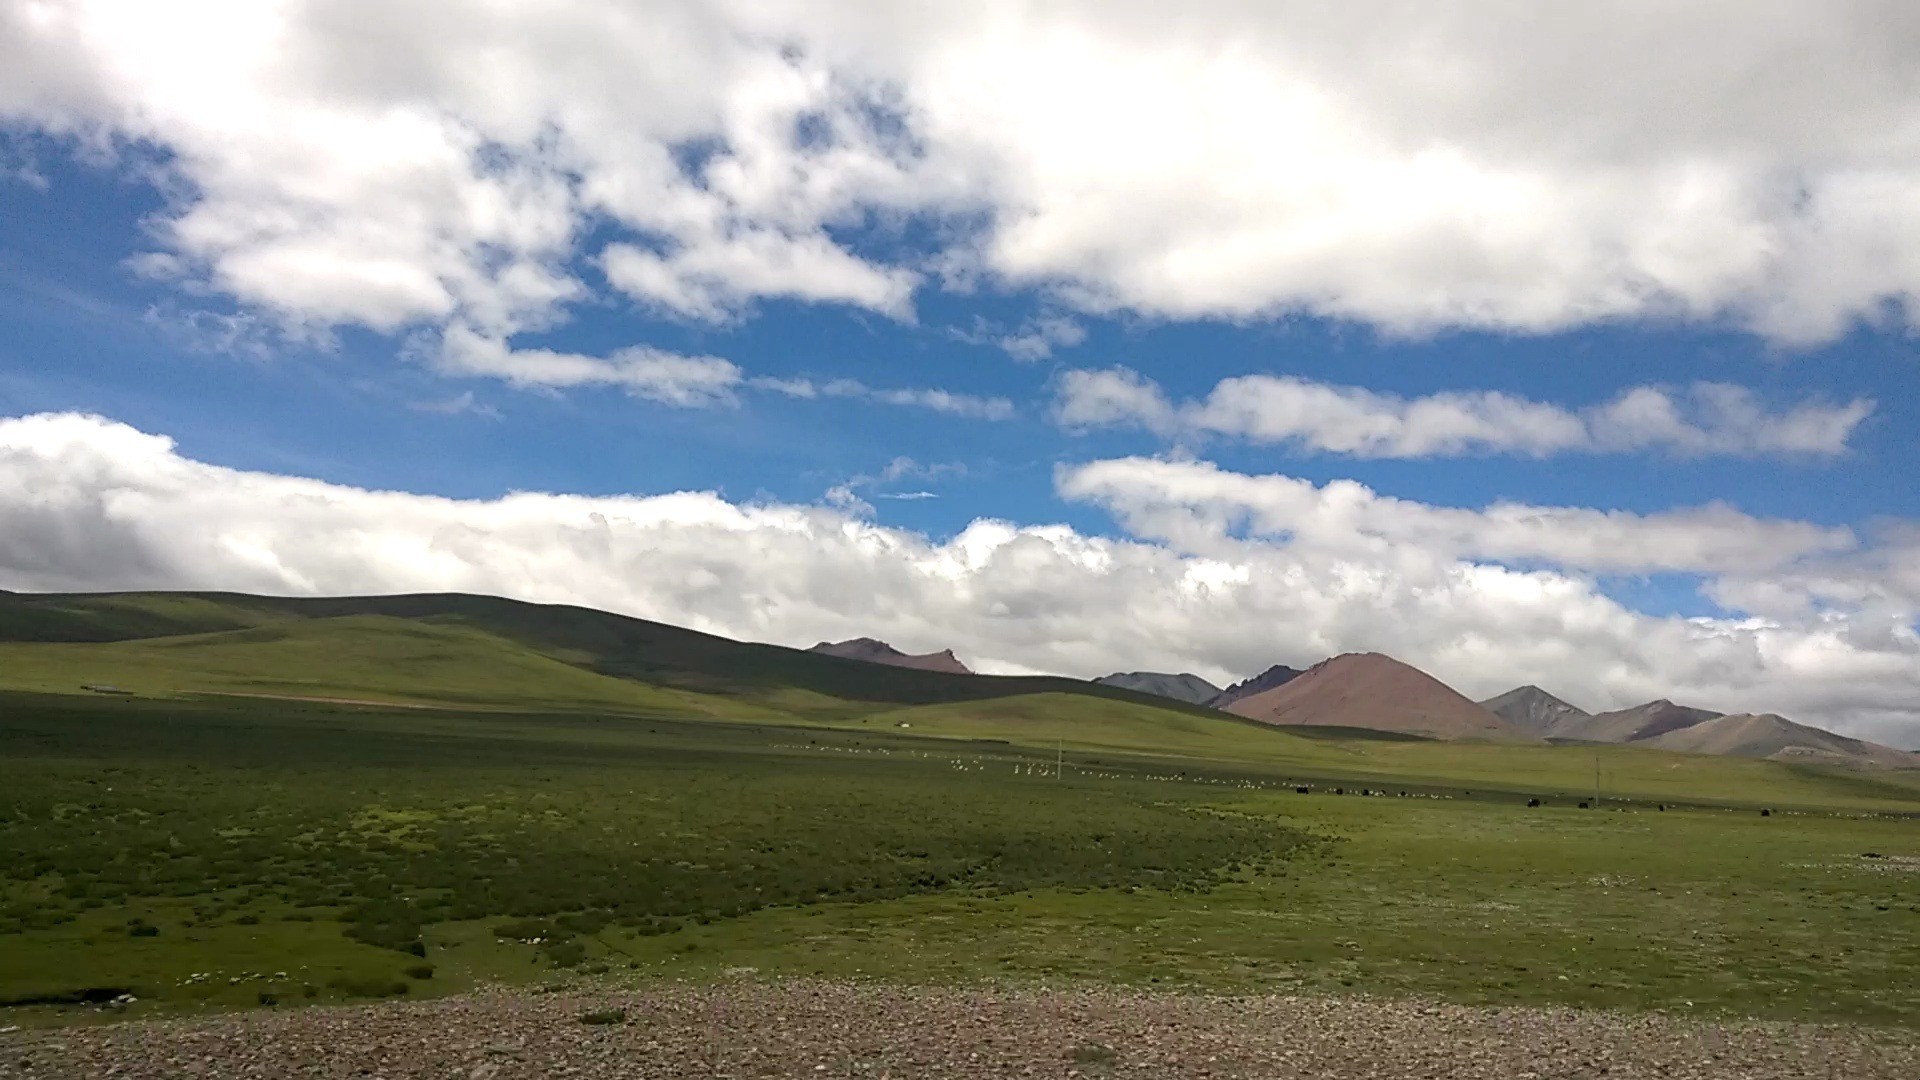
[1056,738,1063,780]
[1594,750,1601,807]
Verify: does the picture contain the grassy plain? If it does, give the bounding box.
[3,591,1918,1027]
[3,689,1918,1029]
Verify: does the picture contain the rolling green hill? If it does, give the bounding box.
[0,615,774,717]
[0,589,1219,717]
[3,589,1916,812]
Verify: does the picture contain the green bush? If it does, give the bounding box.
[325,975,410,999]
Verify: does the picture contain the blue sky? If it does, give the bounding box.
[2,1,1918,744]
[6,149,1908,531]
[3,148,1907,618]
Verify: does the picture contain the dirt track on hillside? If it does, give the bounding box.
[6,981,1915,1079]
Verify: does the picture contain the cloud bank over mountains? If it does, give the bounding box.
[9,0,1920,352]
[5,412,1917,746]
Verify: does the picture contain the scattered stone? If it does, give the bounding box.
[5,980,1914,1079]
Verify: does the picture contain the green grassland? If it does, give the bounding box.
[2,589,1918,1028]
[816,692,1920,812]
[3,691,1918,1029]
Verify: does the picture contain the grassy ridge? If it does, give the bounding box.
[0,590,1223,717]
[0,592,286,643]
[0,616,778,717]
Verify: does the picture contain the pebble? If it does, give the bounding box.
[2,980,1915,1079]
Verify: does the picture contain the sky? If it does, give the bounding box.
[3,1,1920,747]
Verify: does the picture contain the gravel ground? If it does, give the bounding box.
[5,981,1917,1079]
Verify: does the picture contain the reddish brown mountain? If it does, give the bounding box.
[806,637,972,675]
[1221,652,1532,741]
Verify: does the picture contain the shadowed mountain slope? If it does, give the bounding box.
[807,637,972,674]
[1093,671,1222,705]
[1207,664,1306,711]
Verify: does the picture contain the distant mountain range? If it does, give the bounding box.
[1641,712,1919,769]
[1093,671,1221,705]
[4,587,1910,770]
[1080,657,1915,766]
[1478,686,1917,770]
[807,637,972,675]
[1096,664,1306,712]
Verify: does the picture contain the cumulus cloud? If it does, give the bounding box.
[4,412,1918,745]
[1055,367,1875,458]
[10,2,1920,341]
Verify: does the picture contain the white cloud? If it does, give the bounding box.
[821,457,965,516]
[998,315,1087,362]
[1055,367,1875,458]
[601,233,917,322]
[420,328,1015,416]
[821,483,873,517]
[758,377,1015,420]
[861,386,1015,421]
[438,324,745,407]
[10,2,1920,341]
[1056,456,1856,578]
[4,411,1918,745]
